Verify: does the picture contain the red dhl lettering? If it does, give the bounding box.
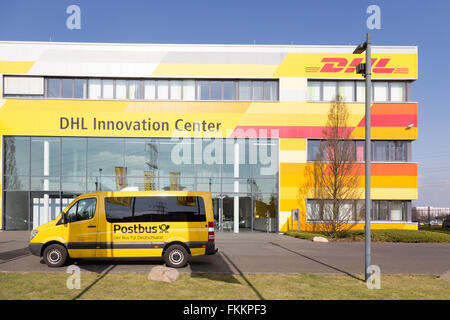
[310,57,401,74]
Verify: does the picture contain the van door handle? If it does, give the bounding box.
[88,225,96,228]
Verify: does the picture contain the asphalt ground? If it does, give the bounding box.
[0,231,449,276]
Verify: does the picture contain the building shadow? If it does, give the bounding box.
[0,247,30,264]
[71,264,116,300]
[269,242,365,282]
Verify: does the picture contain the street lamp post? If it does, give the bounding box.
[353,32,372,283]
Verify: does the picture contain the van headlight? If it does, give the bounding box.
[30,230,38,240]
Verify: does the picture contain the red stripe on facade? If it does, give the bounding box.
[356,114,417,127]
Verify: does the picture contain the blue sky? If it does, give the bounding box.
[0,0,449,206]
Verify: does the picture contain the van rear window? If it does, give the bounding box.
[105,196,206,223]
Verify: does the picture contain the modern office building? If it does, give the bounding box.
[0,41,418,232]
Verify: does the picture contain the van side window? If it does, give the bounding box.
[66,198,97,223]
[104,197,134,223]
[105,196,206,223]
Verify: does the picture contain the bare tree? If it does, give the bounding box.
[302,96,362,238]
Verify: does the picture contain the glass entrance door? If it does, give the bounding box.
[213,194,253,233]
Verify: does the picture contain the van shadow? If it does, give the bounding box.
[70,257,164,274]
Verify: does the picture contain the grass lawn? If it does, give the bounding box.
[0,272,448,300]
[285,229,450,243]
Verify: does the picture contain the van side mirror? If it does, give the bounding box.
[61,212,67,224]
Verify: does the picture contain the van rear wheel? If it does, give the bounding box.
[43,244,68,268]
[163,245,189,268]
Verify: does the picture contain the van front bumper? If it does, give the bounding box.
[29,243,43,257]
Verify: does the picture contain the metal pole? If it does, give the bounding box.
[365,32,372,282]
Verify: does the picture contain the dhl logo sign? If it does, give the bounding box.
[274,53,417,79]
[305,57,409,74]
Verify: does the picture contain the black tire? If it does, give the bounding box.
[163,245,189,268]
[43,244,68,268]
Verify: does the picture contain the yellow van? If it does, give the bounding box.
[29,191,217,268]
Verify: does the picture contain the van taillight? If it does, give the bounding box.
[208,222,215,241]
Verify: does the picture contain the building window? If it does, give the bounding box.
[74,79,87,99]
[390,82,406,102]
[339,81,354,102]
[307,199,409,222]
[169,80,182,100]
[48,78,61,98]
[6,76,278,101]
[182,80,195,100]
[88,79,101,99]
[373,82,388,102]
[144,80,156,100]
[128,80,141,100]
[115,80,127,99]
[307,140,411,162]
[252,81,264,100]
[307,80,411,102]
[62,78,73,98]
[307,81,321,101]
[102,79,114,99]
[7,77,278,101]
[323,81,338,101]
[238,81,251,100]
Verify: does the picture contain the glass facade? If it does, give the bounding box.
[2,136,279,231]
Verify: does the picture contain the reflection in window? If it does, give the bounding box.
[308,81,321,101]
[31,137,60,176]
[124,139,159,176]
[62,78,73,98]
[102,79,114,99]
[223,81,235,100]
[144,80,156,99]
[4,137,29,175]
[211,81,222,100]
[87,138,124,177]
[88,79,101,99]
[157,80,169,100]
[169,80,181,100]
[128,80,141,99]
[339,81,354,102]
[390,82,405,102]
[62,138,86,176]
[239,81,251,100]
[115,80,127,99]
[74,79,87,99]
[198,81,209,100]
[373,82,388,102]
[323,81,338,101]
[265,81,278,100]
[182,80,195,100]
[48,78,60,98]
[252,81,264,100]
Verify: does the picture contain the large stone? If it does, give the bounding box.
[439,270,450,280]
[148,265,180,283]
[312,236,329,243]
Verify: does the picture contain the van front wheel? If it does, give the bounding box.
[163,245,189,268]
[43,244,68,268]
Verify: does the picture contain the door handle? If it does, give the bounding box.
[88,225,96,228]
